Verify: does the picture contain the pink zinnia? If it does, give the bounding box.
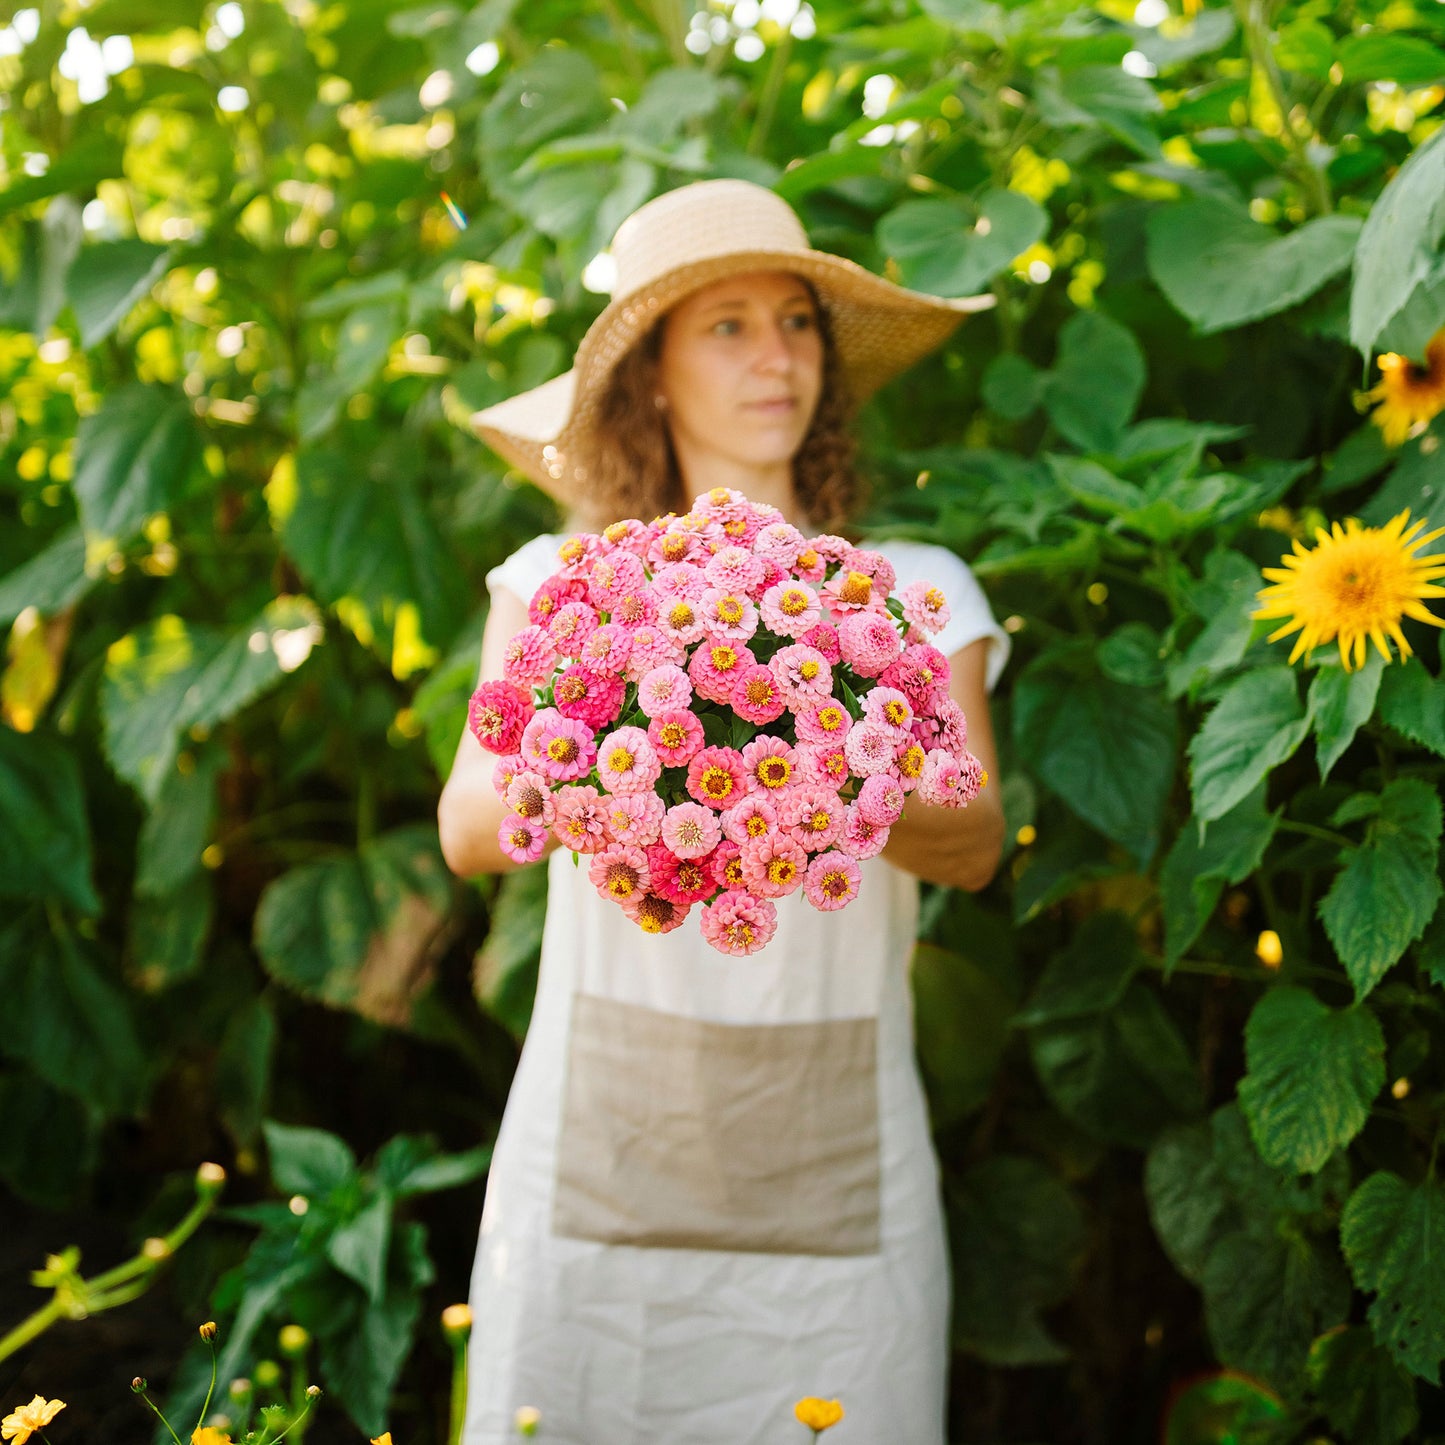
[700,889,778,956]
[578,622,633,675]
[857,773,906,827]
[896,739,927,792]
[596,726,661,796]
[700,587,759,642]
[740,831,807,898]
[703,543,765,594]
[812,533,853,564]
[551,785,609,854]
[837,610,902,678]
[722,794,779,847]
[599,517,652,558]
[547,600,600,656]
[622,623,680,680]
[468,680,534,755]
[528,573,584,629]
[520,709,596,782]
[899,579,951,636]
[710,839,747,892]
[770,643,832,706]
[689,638,756,704]
[646,842,717,905]
[656,593,707,647]
[649,709,706,768]
[503,769,556,825]
[915,696,969,758]
[844,721,901,778]
[781,787,846,852]
[553,533,597,581]
[741,735,798,796]
[821,566,878,616]
[731,665,787,726]
[501,625,558,688]
[687,745,748,811]
[841,546,897,594]
[794,698,852,745]
[649,527,704,571]
[919,748,985,806]
[797,621,840,665]
[839,804,890,860]
[759,581,821,638]
[589,843,651,903]
[602,791,665,847]
[795,742,850,791]
[791,542,827,584]
[652,561,707,601]
[882,644,951,711]
[620,889,690,935]
[498,812,548,865]
[587,549,646,613]
[661,801,723,859]
[609,586,658,630]
[754,520,806,567]
[803,850,862,911]
[552,665,625,732]
[636,663,693,718]
[491,753,526,795]
[864,686,915,737]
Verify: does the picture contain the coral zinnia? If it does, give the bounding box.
[1253,509,1445,670]
[1363,327,1445,447]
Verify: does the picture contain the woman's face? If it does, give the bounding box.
[654,270,824,475]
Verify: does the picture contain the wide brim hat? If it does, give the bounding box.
[470,178,997,502]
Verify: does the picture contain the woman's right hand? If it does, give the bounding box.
[437,585,560,877]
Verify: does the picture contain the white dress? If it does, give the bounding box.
[463,533,1009,1445]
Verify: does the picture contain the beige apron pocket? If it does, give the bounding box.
[552,993,881,1256]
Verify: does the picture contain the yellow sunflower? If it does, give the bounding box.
[1363,325,1445,447]
[1253,508,1445,670]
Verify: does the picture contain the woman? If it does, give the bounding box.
[439,179,1010,1444]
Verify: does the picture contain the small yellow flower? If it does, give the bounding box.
[277,1323,310,1356]
[199,1320,218,1342]
[513,1405,541,1436]
[1255,930,1283,969]
[191,1429,232,1445]
[1363,327,1445,446]
[2,1397,66,1444]
[794,1396,845,1432]
[441,1303,473,1335]
[1253,508,1445,670]
[371,1435,394,1445]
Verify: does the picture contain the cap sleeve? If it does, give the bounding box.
[484,532,564,605]
[869,537,1011,692]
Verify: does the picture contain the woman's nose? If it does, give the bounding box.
[752,320,793,374]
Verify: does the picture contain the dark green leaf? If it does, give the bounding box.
[1309,653,1385,780]
[1145,1119,1233,1285]
[1307,1325,1419,1445]
[0,525,91,628]
[127,872,213,989]
[1041,310,1146,452]
[1319,779,1443,999]
[0,727,100,913]
[1166,550,1266,701]
[1338,33,1445,86]
[0,1072,99,1209]
[133,746,222,895]
[474,863,548,1038]
[911,942,1014,1128]
[1377,658,1445,757]
[1147,196,1361,335]
[1237,986,1385,1172]
[216,996,276,1151]
[980,352,1046,421]
[263,1119,358,1199]
[1097,622,1165,688]
[385,1142,492,1198]
[1016,911,1139,1025]
[326,1192,392,1303]
[1341,1171,1445,1384]
[1188,667,1310,822]
[877,190,1048,297]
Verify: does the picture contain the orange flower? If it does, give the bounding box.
[2,1398,66,1445]
[1363,326,1445,446]
[794,1396,845,1432]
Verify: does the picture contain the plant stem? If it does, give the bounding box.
[1274,818,1357,850]
[0,1298,65,1364]
[748,28,794,156]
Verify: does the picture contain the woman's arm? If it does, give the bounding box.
[437,586,562,878]
[879,636,1006,892]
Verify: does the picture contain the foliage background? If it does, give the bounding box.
[3,0,1445,1439]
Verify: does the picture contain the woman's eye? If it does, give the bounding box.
[711,319,741,336]
[783,311,816,332]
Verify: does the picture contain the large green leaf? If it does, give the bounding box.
[1147,195,1361,335]
[1167,549,1266,701]
[1014,646,1178,863]
[71,382,200,544]
[1338,33,1445,87]
[296,300,402,441]
[1188,667,1311,822]
[127,873,213,990]
[1035,64,1163,156]
[1306,1326,1420,1445]
[1349,124,1445,358]
[133,745,222,896]
[948,1155,1086,1365]
[0,525,92,629]
[876,190,1048,297]
[253,824,453,1026]
[1237,986,1384,1173]
[472,863,548,1039]
[263,1119,358,1199]
[1015,911,1139,1025]
[66,238,172,349]
[1377,658,1445,757]
[911,942,1013,1128]
[1341,1171,1445,1384]
[0,727,100,914]
[1318,779,1443,999]
[1039,310,1146,453]
[1308,653,1385,781]
[327,1192,393,1304]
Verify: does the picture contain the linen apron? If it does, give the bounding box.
[463,535,1008,1445]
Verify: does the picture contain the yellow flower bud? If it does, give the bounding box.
[794,1397,845,1431]
[305,1385,322,1399]
[199,1320,218,1342]
[278,1323,310,1356]
[441,1303,473,1336]
[196,1162,227,1193]
[142,1237,172,1260]
[514,1404,542,1436]
[1255,930,1283,969]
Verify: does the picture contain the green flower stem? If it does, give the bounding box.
[135,1386,185,1445]
[748,25,793,156]
[1274,818,1359,850]
[448,1334,469,1445]
[195,1338,219,1438]
[0,1297,65,1364]
[267,1392,318,1445]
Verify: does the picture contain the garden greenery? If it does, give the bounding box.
[2,0,1444,1438]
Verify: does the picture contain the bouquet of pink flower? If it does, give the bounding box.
[467,488,985,956]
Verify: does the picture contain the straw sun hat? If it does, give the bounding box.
[470,178,997,504]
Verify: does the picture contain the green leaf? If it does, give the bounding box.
[1319,779,1443,999]
[1337,32,1445,86]
[1011,822,1122,923]
[1307,1326,1419,1445]
[1420,907,1445,989]
[375,1139,492,1198]
[1040,310,1146,452]
[1341,1171,1445,1384]
[948,1156,1086,1365]
[1158,784,1279,969]
[1167,550,1266,701]
[980,352,1046,421]
[327,1192,392,1303]
[1308,652,1385,780]
[1349,124,1445,359]
[263,1119,358,1198]
[1274,18,1336,77]
[1014,646,1178,864]
[876,190,1048,297]
[1188,667,1310,822]
[0,1073,99,1209]
[253,824,453,1026]
[1145,1120,1233,1285]
[66,238,172,349]
[1046,454,1144,516]
[133,746,222,895]
[1036,64,1163,157]
[1097,622,1165,689]
[216,996,276,1151]
[474,864,548,1039]
[0,727,100,914]
[127,873,213,989]
[1237,986,1385,1172]
[0,525,92,628]
[911,942,1014,1128]
[296,301,402,441]
[1377,658,1445,757]
[1016,911,1139,1025]
[72,382,200,545]
[0,132,125,221]
[1147,196,1361,335]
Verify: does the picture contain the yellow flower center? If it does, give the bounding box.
[710,644,738,671]
[899,744,925,778]
[604,521,630,543]
[724,857,745,885]
[766,857,797,886]
[809,809,831,832]
[546,736,579,763]
[780,587,809,615]
[799,660,820,681]
[509,826,533,850]
[818,706,843,731]
[637,896,675,932]
[669,601,695,627]
[724,518,747,537]
[556,675,586,702]
[797,548,818,570]
[884,700,909,726]
[717,596,744,624]
[744,678,774,705]
[515,783,545,817]
[726,921,754,947]
[708,486,732,504]
[701,766,735,800]
[659,722,687,748]
[757,757,791,789]
[607,747,635,774]
[820,870,850,898]
[560,538,585,563]
[745,814,769,837]
[536,596,555,615]
[662,535,688,560]
[925,586,946,610]
[678,861,705,890]
[840,570,872,605]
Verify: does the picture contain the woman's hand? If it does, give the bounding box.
[878,636,1005,892]
[438,586,561,878]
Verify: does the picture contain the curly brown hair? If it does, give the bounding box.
[574,292,867,535]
